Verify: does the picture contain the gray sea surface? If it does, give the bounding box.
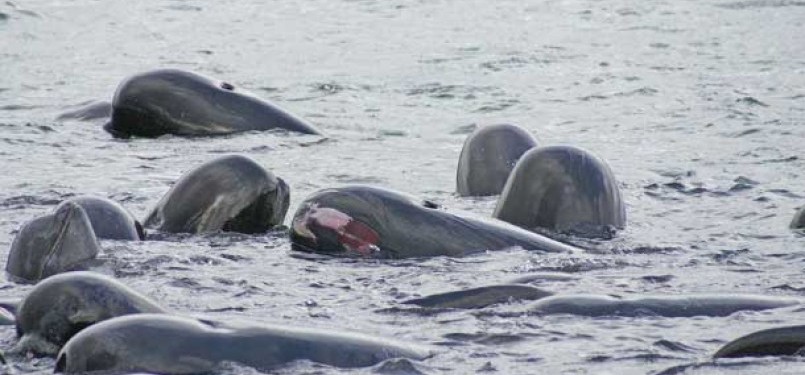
[2,0,805,373]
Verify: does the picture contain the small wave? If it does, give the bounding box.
[585,353,684,363]
[374,358,429,375]
[419,56,465,64]
[480,56,544,71]
[166,4,202,11]
[507,273,579,284]
[0,191,74,208]
[579,87,658,101]
[219,253,252,262]
[653,339,700,353]
[312,82,347,95]
[644,176,759,198]
[204,306,247,312]
[651,66,685,72]
[328,174,386,184]
[478,51,577,72]
[168,277,225,292]
[0,104,42,111]
[767,189,803,198]
[769,284,805,293]
[707,248,750,263]
[656,357,805,375]
[1,1,41,18]
[522,256,637,273]
[474,100,518,113]
[616,87,659,97]
[736,96,770,107]
[449,123,477,135]
[717,0,805,9]
[578,94,609,101]
[639,274,675,283]
[183,255,225,266]
[376,306,457,316]
[620,26,684,33]
[405,83,494,99]
[443,332,529,345]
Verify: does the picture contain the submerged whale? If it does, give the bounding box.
[456,124,537,197]
[56,101,112,121]
[13,271,166,356]
[56,314,432,374]
[404,284,553,309]
[493,145,626,238]
[6,202,100,283]
[103,69,322,138]
[525,294,797,317]
[144,155,290,234]
[290,185,581,258]
[404,285,798,317]
[714,325,805,358]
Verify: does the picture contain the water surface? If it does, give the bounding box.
[2,0,805,373]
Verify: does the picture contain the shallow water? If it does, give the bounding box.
[2,0,805,373]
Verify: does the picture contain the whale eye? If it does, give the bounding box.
[220,82,235,91]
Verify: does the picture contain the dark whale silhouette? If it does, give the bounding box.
[103,69,322,138]
[56,314,433,374]
[12,271,166,357]
[714,325,805,358]
[144,155,290,234]
[60,196,144,240]
[456,124,537,197]
[404,285,798,317]
[290,185,581,258]
[5,202,100,283]
[493,145,626,238]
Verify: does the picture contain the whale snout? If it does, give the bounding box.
[291,203,380,257]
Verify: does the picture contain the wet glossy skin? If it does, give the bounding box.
[103,69,322,138]
[5,202,100,284]
[13,272,166,357]
[56,314,432,374]
[456,124,538,197]
[144,155,290,234]
[714,325,805,358]
[493,145,626,238]
[290,185,581,259]
[60,196,144,240]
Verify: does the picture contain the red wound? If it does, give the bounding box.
[338,219,380,256]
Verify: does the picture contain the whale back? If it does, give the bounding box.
[106,69,321,138]
[456,124,537,196]
[144,155,290,234]
[494,145,626,238]
[291,185,579,258]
